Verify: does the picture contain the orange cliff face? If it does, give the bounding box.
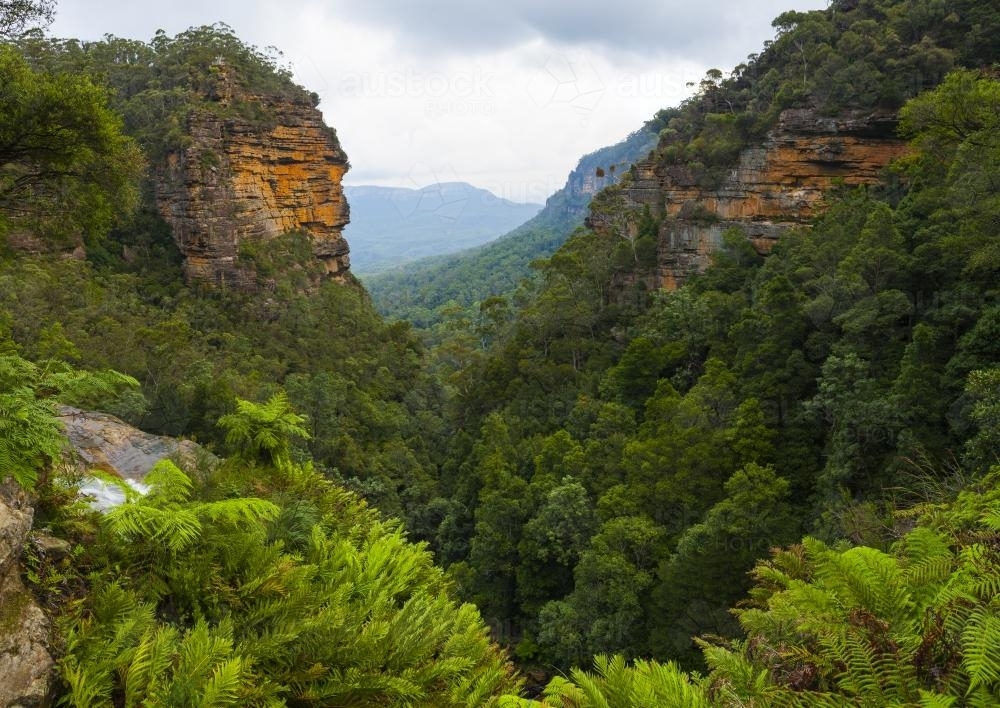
[590,108,909,290]
[155,93,351,289]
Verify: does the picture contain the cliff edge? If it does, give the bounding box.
[154,67,351,289]
[588,108,908,289]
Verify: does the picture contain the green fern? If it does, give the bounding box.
[961,608,1000,695]
[217,393,309,470]
[198,657,245,707]
[531,654,711,707]
[127,626,178,704]
[0,353,137,488]
[59,436,522,705]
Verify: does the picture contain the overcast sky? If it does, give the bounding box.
[51,0,827,203]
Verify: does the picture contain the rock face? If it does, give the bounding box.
[155,87,351,289]
[58,406,210,484]
[0,484,53,708]
[0,410,211,707]
[593,109,908,289]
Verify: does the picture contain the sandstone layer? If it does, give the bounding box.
[594,109,908,289]
[155,91,351,288]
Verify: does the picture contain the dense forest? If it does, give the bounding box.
[0,0,998,705]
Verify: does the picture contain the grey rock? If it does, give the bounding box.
[58,406,211,484]
[0,493,53,707]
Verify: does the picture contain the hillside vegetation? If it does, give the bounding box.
[365,126,658,329]
[0,0,997,705]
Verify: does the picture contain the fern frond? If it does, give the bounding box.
[143,459,194,504]
[981,509,1000,532]
[829,629,885,702]
[198,657,245,707]
[60,656,114,708]
[961,608,1000,693]
[105,503,202,553]
[565,665,612,708]
[919,689,957,707]
[197,497,281,527]
[122,625,179,705]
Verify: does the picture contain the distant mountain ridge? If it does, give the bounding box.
[365,127,659,325]
[345,183,541,273]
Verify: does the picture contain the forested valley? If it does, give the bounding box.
[0,0,998,705]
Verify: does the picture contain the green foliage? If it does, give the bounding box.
[0,352,136,488]
[0,242,440,518]
[0,0,53,39]
[498,471,1000,705]
[217,393,309,470]
[18,24,318,160]
[62,592,247,708]
[700,470,1000,706]
[436,68,1000,678]
[965,369,1000,472]
[0,3,997,704]
[649,463,798,666]
[515,654,710,708]
[0,45,143,245]
[58,433,521,705]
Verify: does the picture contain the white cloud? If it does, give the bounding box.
[50,0,827,201]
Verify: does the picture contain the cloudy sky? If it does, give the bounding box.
[51,0,827,203]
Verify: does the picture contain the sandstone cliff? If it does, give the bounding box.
[155,84,351,289]
[590,109,908,289]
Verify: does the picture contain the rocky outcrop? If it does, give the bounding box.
[548,129,658,228]
[155,82,351,289]
[0,409,212,707]
[0,485,53,708]
[58,406,207,484]
[597,109,908,289]
[58,407,213,510]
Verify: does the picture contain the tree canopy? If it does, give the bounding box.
[0,44,142,246]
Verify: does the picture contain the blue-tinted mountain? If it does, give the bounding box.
[345,183,541,274]
[365,126,658,325]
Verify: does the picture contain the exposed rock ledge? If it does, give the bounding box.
[58,407,212,510]
[592,108,909,289]
[58,406,206,484]
[154,89,352,290]
[0,485,53,708]
[0,409,211,706]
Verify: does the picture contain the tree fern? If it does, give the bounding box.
[693,466,1000,706]
[217,392,309,470]
[61,439,523,705]
[525,654,711,707]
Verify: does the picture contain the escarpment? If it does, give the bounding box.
[590,108,909,289]
[154,88,351,289]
